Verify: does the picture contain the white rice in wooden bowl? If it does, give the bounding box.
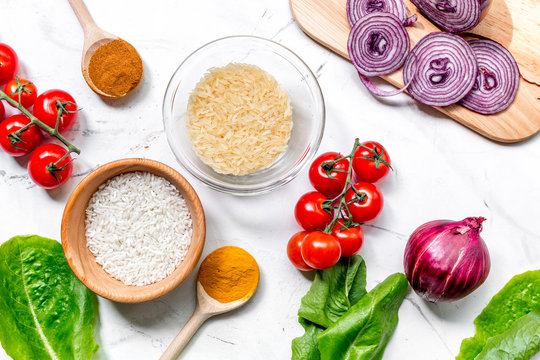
[186,63,293,176]
[85,172,192,286]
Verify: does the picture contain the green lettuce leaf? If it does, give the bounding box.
[291,318,324,360]
[457,270,540,360]
[0,235,99,360]
[292,255,367,360]
[298,256,367,328]
[474,309,540,360]
[317,273,408,360]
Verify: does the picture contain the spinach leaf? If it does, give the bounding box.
[292,256,368,360]
[0,235,99,360]
[474,309,540,360]
[457,270,540,360]
[317,273,408,360]
[298,256,367,328]
[291,318,324,360]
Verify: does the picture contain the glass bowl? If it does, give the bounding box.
[163,35,325,195]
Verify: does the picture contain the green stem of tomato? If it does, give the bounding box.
[0,90,81,155]
[50,151,72,169]
[323,138,363,233]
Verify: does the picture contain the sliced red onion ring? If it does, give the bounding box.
[348,12,410,77]
[403,14,419,26]
[357,55,417,97]
[402,32,477,107]
[460,39,519,114]
[358,73,413,96]
[410,0,490,33]
[347,0,417,26]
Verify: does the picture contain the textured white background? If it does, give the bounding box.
[0,1,539,359]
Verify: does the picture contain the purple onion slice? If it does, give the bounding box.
[347,0,417,26]
[402,32,477,107]
[410,0,489,33]
[348,12,410,77]
[460,39,520,114]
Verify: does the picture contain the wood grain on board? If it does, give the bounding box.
[290,0,540,143]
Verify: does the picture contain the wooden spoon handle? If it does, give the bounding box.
[67,0,98,33]
[160,308,211,360]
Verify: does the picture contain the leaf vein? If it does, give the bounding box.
[17,241,60,360]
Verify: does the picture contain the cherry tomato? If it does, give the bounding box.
[0,114,41,156]
[352,141,391,183]
[33,90,78,133]
[28,144,73,189]
[345,182,383,223]
[4,78,38,108]
[0,44,18,84]
[331,219,364,257]
[309,152,350,195]
[300,231,341,270]
[287,231,313,271]
[294,191,334,231]
[0,101,4,121]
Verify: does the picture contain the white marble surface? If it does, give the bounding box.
[0,1,539,359]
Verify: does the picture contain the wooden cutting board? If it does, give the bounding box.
[290,0,540,143]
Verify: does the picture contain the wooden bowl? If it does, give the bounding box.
[61,158,206,303]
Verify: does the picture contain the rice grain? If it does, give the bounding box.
[85,172,192,286]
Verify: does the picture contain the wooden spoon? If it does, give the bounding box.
[160,281,257,360]
[67,0,142,98]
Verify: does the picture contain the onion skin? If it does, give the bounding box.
[404,217,490,303]
[479,0,493,21]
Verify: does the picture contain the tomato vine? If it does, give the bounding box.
[321,138,389,233]
[0,89,80,167]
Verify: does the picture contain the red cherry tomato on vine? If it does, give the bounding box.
[0,44,18,84]
[287,231,313,271]
[0,114,41,156]
[28,143,73,189]
[309,152,350,195]
[0,101,4,121]
[331,219,364,257]
[345,182,383,223]
[294,191,333,231]
[300,231,341,270]
[33,90,78,133]
[352,141,391,183]
[4,78,38,108]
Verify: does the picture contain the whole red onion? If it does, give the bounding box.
[404,217,490,302]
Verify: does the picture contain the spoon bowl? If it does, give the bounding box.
[68,0,142,98]
[81,35,120,98]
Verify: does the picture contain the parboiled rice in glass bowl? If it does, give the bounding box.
[162,35,325,196]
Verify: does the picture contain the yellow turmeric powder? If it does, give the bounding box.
[198,246,259,303]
